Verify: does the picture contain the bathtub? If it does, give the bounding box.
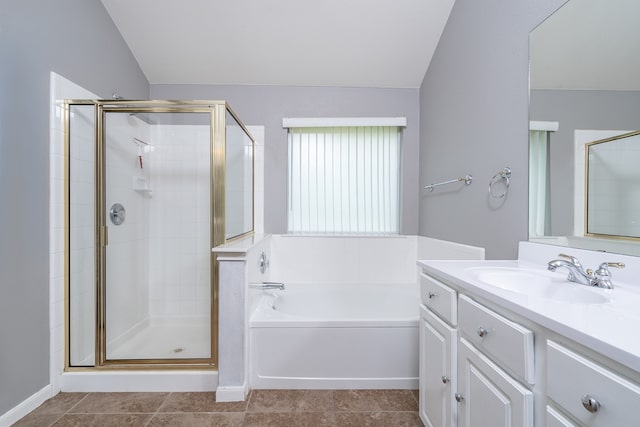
[249,282,420,389]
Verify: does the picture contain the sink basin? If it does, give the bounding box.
[465,267,612,305]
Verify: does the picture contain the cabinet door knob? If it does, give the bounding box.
[428,292,437,299]
[441,376,449,384]
[581,394,601,413]
[455,393,464,402]
[477,327,489,338]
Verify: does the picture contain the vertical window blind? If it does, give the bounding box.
[287,126,401,234]
[529,129,552,237]
[528,120,557,237]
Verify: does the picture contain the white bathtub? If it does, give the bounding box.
[249,283,420,389]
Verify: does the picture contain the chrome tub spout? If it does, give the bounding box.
[250,282,285,291]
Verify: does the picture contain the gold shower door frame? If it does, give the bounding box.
[64,100,254,370]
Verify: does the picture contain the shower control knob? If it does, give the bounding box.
[109,203,126,226]
[441,376,449,384]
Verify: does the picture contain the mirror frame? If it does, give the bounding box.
[584,130,640,241]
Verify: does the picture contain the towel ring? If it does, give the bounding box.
[489,167,511,199]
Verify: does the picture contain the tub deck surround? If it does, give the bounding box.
[269,235,485,286]
[214,234,272,403]
[418,241,640,373]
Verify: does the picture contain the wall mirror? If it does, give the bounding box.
[529,0,640,255]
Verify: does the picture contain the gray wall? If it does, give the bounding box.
[151,85,420,235]
[0,0,148,415]
[530,89,640,236]
[418,0,567,259]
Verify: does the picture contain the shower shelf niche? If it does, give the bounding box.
[133,175,152,194]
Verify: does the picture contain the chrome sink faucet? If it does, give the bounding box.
[547,253,624,289]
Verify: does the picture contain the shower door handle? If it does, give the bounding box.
[101,225,109,246]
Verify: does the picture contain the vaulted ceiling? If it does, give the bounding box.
[101,0,456,88]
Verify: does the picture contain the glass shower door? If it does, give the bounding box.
[101,110,212,363]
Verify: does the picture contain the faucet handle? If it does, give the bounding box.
[593,262,624,289]
[559,253,583,268]
[601,262,625,269]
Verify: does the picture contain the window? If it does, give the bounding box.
[284,118,405,234]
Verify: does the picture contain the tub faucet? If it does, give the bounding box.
[547,254,624,289]
[250,282,285,291]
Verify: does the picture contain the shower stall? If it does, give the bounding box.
[65,100,254,369]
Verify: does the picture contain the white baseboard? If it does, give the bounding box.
[61,371,218,392]
[0,384,53,427]
[251,376,419,390]
[215,384,249,402]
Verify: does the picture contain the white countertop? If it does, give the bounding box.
[212,234,269,254]
[418,257,640,373]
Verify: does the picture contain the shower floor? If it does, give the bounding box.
[107,317,211,361]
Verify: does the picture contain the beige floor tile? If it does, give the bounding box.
[11,413,63,427]
[147,412,245,427]
[243,412,336,427]
[26,393,88,416]
[12,388,423,426]
[68,392,169,414]
[248,389,334,413]
[51,413,152,426]
[333,390,418,412]
[335,411,424,427]
[158,392,247,413]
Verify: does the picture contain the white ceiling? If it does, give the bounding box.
[101,0,456,88]
[530,0,640,91]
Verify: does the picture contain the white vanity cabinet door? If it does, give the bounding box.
[547,340,640,427]
[457,338,533,427]
[420,306,457,427]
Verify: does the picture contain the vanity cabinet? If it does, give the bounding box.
[419,274,533,427]
[419,266,640,427]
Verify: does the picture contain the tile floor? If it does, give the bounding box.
[12,389,424,426]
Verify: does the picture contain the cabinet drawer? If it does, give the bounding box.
[546,406,578,427]
[547,340,640,427]
[458,295,534,384]
[420,273,457,326]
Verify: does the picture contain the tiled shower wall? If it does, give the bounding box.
[103,113,152,346]
[147,124,211,319]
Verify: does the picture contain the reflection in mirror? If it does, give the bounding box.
[225,109,254,240]
[587,131,640,239]
[529,0,640,255]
